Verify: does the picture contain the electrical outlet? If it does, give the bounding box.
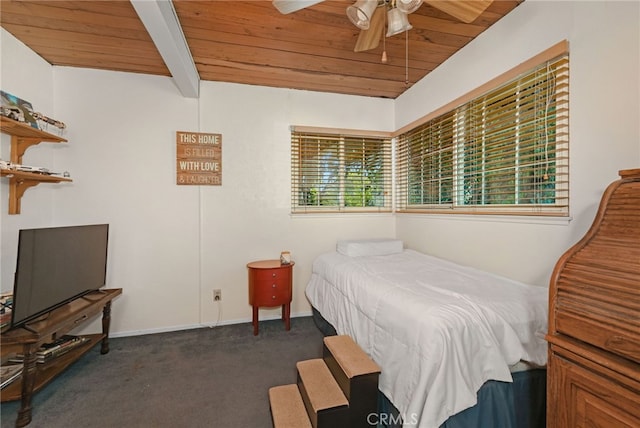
[213,289,222,301]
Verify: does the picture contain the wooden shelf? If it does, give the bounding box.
[0,333,103,402]
[0,116,66,142]
[0,115,70,214]
[0,168,72,215]
[0,169,71,182]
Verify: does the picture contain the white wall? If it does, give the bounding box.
[0,31,395,335]
[1,31,56,293]
[394,0,640,286]
[2,0,638,335]
[197,83,396,324]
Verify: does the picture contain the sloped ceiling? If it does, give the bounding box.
[0,0,522,98]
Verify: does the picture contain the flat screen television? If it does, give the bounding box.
[10,224,109,329]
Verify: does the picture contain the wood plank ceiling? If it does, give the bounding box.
[0,0,522,99]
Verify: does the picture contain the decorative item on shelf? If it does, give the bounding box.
[0,161,69,178]
[1,106,24,123]
[32,112,66,137]
[13,164,51,175]
[280,251,292,265]
[0,90,39,130]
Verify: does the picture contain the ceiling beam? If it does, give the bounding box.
[130,0,200,98]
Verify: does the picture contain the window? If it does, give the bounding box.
[396,44,569,216]
[291,127,392,213]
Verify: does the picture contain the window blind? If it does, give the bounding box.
[291,129,392,213]
[396,53,569,215]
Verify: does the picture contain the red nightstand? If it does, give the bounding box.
[247,260,294,335]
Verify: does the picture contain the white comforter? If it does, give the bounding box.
[305,250,548,428]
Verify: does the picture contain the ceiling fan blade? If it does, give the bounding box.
[424,0,492,23]
[272,0,325,14]
[354,6,385,52]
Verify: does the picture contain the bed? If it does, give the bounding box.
[306,239,548,428]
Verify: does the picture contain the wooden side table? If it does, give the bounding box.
[247,260,294,336]
[1,289,122,427]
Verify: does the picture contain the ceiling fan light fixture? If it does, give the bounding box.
[386,8,413,37]
[347,0,378,30]
[272,0,324,14]
[396,0,423,14]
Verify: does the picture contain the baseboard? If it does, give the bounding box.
[111,309,313,338]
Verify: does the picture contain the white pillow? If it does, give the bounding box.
[336,239,404,257]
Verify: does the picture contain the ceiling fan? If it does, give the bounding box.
[272,0,492,52]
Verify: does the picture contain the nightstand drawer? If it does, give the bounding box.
[250,281,291,306]
[252,268,292,284]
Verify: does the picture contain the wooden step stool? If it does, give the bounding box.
[269,334,380,428]
[323,335,381,428]
[268,384,312,428]
[297,358,350,428]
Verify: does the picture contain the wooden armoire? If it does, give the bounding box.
[546,168,640,427]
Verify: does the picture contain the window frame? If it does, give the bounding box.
[394,41,569,216]
[290,126,393,214]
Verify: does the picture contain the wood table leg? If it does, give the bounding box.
[100,301,112,354]
[253,305,259,336]
[16,344,37,427]
[284,303,291,331]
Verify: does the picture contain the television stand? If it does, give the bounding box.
[0,288,122,427]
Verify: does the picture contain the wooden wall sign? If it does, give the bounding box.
[176,131,222,185]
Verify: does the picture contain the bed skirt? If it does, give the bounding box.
[311,307,547,428]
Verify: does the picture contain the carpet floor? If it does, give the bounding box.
[1,316,324,428]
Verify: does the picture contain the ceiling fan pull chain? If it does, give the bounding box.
[382,2,388,63]
[405,29,409,85]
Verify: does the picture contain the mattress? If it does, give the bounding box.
[305,249,548,428]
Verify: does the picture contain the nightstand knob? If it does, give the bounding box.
[272,295,276,299]
[272,273,276,277]
[272,284,276,288]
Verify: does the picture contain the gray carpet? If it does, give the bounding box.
[1,316,324,428]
